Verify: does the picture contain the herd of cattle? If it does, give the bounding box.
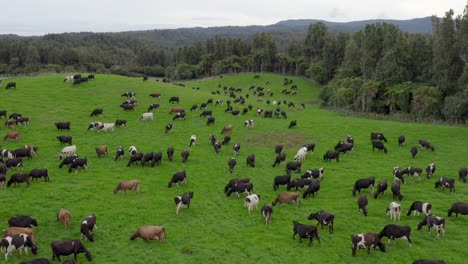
[0,74,466,263]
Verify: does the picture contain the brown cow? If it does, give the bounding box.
[57,208,72,228]
[96,145,108,158]
[130,225,166,241]
[149,93,161,99]
[4,119,16,128]
[272,192,300,206]
[2,227,36,242]
[3,131,21,141]
[114,180,140,194]
[221,125,233,134]
[169,107,185,114]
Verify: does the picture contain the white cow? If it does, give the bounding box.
[244,119,254,128]
[139,112,153,121]
[97,123,115,132]
[59,145,77,160]
[244,194,260,214]
[386,201,401,221]
[294,147,308,161]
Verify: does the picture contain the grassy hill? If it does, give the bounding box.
[1,73,467,263]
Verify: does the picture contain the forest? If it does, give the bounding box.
[0,5,467,122]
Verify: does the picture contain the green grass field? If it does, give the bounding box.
[1,73,467,264]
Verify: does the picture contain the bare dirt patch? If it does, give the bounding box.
[246,133,309,149]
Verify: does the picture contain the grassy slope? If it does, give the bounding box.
[1,73,467,264]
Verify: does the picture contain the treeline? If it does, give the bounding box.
[0,6,467,122]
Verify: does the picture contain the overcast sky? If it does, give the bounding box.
[1,0,466,36]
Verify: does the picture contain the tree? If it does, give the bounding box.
[304,22,328,63]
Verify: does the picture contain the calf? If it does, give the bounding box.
[292,221,320,246]
[29,169,49,182]
[308,211,334,234]
[226,182,254,197]
[386,202,402,221]
[286,161,302,174]
[272,192,300,206]
[373,179,388,199]
[435,177,455,192]
[57,208,72,228]
[95,145,108,158]
[302,179,320,198]
[167,147,174,161]
[244,194,260,214]
[371,140,387,153]
[55,122,71,131]
[410,146,418,158]
[175,192,194,214]
[371,132,387,142]
[168,171,187,188]
[459,167,467,182]
[426,163,436,179]
[351,232,386,256]
[80,214,97,242]
[401,167,423,182]
[272,152,286,167]
[114,179,140,194]
[228,157,236,173]
[51,239,93,261]
[57,135,72,145]
[273,174,291,191]
[391,181,404,201]
[357,194,368,216]
[378,224,412,247]
[323,150,339,162]
[224,178,250,194]
[68,157,87,173]
[0,234,37,261]
[7,173,30,187]
[130,225,166,241]
[89,108,103,117]
[448,202,468,217]
[407,201,431,216]
[352,177,375,196]
[8,216,38,228]
[417,214,445,236]
[398,135,405,146]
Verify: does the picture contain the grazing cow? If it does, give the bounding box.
[2,227,35,242]
[288,120,297,129]
[12,147,33,160]
[410,146,418,158]
[57,135,72,145]
[351,232,386,256]
[114,180,140,194]
[224,178,250,194]
[308,211,335,234]
[139,112,153,121]
[175,192,194,214]
[97,123,115,132]
[393,166,406,184]
[16,117,29,126]
[80,214,97,242]
[212,141,222,154]
[261,204,273,224]
[226,182,254,197]
[147,104,160,112]
[221,125,233,134]
[391,181,404,201]
[286,161,302,174]
[0,110,6,118]
[426,163,436,179]
[294,147,308,161]
[8,216,38,228]
[417,214,445,236]
[149,93,161,99]
[292,221,320,246]
[0,174,5,188]
[371,140,387,153]
[273,174,291,191]
[272,152,286,167]
[130,225,166,241]
[122,92,136,98]
[352,177,375,196]
[228,157,236,173]
[115,146,124,160]
[59,145,77,160]
[374,179,388,199]
[29,169,49,182]
[59,155,78,168]
[231,110,241,116]
[459,167,467,182]
[4,119,15,128]
[114,119,127,127]
[141,152,154,167]
[95,145,108,158]
[128,146,137,156]
[151,151,163,167]
[127,152,143,167]
[1,149,14,159]
[323,150,339,162]
[168,171,187,188]
[167,147,174,161]
[200,110,212,117]
[233,143,241,156]
[358,194,368,216]
[337,143,354,154]
[68,157,87,173]
[398,135,405,146]
[287,178,311,191]
[190,104,198,111]
[246,154,255,167]
[3,131,21,141]
[419,139,435,151]
[302,179,320,198]
[51,239,93,261]
[378,224,412,247]
[244,119,254,128]
[407,201,431,216]
[244,194,260,214]
[9,113,21,120]
[181,149,190,163]
[5,82,16,89]
[7,173,30,187]
[448,202,468,217]
[401,167,423,182]
[173,111,186,121]
[57,208,72,228]
[206,117,215,125]
[165,123,173,133]
[435,177,455,192]
[386,202,402,221]
[90,108,103,117]
[169,96,179,103]
[371,132,387,142]
[55,122,71,131]
[6,158,24,170]
[413,261,446,264]
[120,103,135,111]
[275,145,283,154]
[87,122,102,131]
[272,192,300,206]
[0,234,37,261]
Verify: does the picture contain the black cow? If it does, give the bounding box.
[55,122,70,131]
[426,163,436,179]
[168,171,187,188]
[459,167,467,183]
[151,151,163,167]
[7,173,30,187]
[174,192,193,214]
[0,173,5,188]
[0,234,37,261]
[206,117,215,126]
[412,260,446,264]
[417,214,445,236]
[286,161,302,173]
[358,194,368,216]
[141,152,154,167]
[273,174,291,191]
[224,178,250,194]
[29,169,49,182]
[80,214,97,242]
[288,120,297,129]
[407,201,431,216]
[391,181,404,201]
[12,148,33,159]
[0,110,6,118]
[190,104,198,111]
[287,178,311,191]
[308,211,334,234]
[292,221,320,246]
[228,157,236,173]
[147,103,160,112]
[338,143,354,153]
[401,167,423,182]
[5,82,16,89]
[120,103,135,111]
[323,150,339,162]
[352,177,375,196]
[272,152,286,167]
[246,154,255,167]
[334,140,345,151]
[226,182,254,197]
[410,146,418,158]
[435,177,455,192]
[51,239,93,261]
[303,143,315,152]
[6,158,24,170]
[90,108,103,117]
[371,140,387,153]
[59,155,78,168]
[371,132,387,142]
[419,139,435,151]
[448,202,468,217]
[68,158,87,173]
[167,147,174,161]
[57,135,72,145]
[115,119,127,127]
[374,179,388,199]
[200,110,212,118]
[378,224,412,247]
[275,145,283,154]
[8,216,38,228]
[200,103,207,109]
[19,258,51,264]
[169,96,179,103]
[351,232,386,256]
[346,135,354,144]
[9,112,22,119]
[398,135,405,146]
[302,179,320,198]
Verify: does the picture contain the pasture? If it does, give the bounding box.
[1,73,467,263]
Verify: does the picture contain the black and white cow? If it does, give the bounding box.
[407,201,431,216]
[378,224,412,247]
[410,146,418,158]
[391,181,404,201]
[398,135,405,146]
[286,161,302,173]
[426,163,436,179]
[261,204,273,224]
[233,143,240,156]
[371,140,387,153]
[351,232,386,256]
[301,168,324,180]
[200,110,212,117]
[287,178,311,191]
[173,111,186,121]
[0,234,37,261]
[358,194,368,216]
[273,174,291,191]
[244,119,254,128]
[68,157,87,173]
[165,123,173,133]
[272,152,286,167]
[244,194,260,214]
[80,214,97,242]
[371,132,387,142]
[212,141,222,154]
[29,169,49,182]
[221,135,231,145]
[374,179,388,199]
[147,104,160,112]
[246,154,255,167]
[393,166,406,184]
[57,135,72,145]
[448,202,468,217]
[189,135,197,147]
[228,157,236,173]
[386,202,402,221]
[302,179,320,198]
[226,182,254,197]
[87,122,103,131]
[1,149,14,159]
[8,216,38,228]
[323,150,339,162]
[115,146,124,160]
[419,139,435,151]
[168,171,187,188]
[352,177,375,196]
[122,91,136,99]
[175,192,193,214]
[401,167,423,182]
[308,211,334,234]
[51,239,93,261]
[459,167,467,183]
[435,177,455,192]
[292,221,320,246]
[59,155,78,168]
[417,214,445,236]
